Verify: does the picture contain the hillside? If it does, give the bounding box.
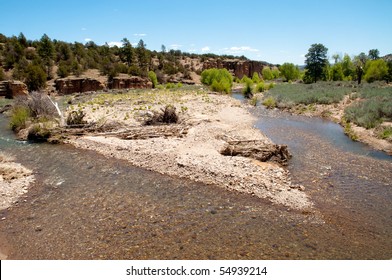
[0,33,273,96]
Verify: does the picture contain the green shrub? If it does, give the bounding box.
[262,67,274,80]
[266,82,351,107]
[148,70,158,88]
[242,80,253,96]
[249,96,258,106]
[344,86,392,128]
[378,127,392,140]
[262,96,276,108]
[255,82,266,93]
[201,68,233,93]
[9,106,30,131]
[252,72,261,83]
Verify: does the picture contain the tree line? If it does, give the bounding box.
[303,43,392,84]
[0,32,246,91]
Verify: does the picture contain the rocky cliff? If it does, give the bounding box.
[202,59,269,79]
[0,81,29,99]
[109,76,152,90]
[55,78,105,95]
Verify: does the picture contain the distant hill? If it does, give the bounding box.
[0,33,275,93]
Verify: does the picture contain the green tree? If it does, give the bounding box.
[341,54,355,79]
[368,49,380,60]
[25,64,47,91]
[120,38,134,66]
[279,63,300,81]
[364,59,388,82]
[304,43,329,83]
[37,34,55,79]
[136,39,150,76]
[330,63,344,81]
[262,67,274,80]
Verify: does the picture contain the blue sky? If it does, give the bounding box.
[1,0,391,65]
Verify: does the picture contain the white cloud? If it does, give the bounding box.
[201,46,210,52]
[170,44,182,50]
[222,46,259,54]
[81,27,87,31]
[133,33,147,37]
[84,38,92,42]
[108,41,123,47]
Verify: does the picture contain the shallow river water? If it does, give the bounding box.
[0,99,391,259]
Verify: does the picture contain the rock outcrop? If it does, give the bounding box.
[109,76,152,90]
[203,59,269,79]
[55,78,105,95]
[0,80,29,99]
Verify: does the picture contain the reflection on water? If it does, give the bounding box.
[0,106,392,259]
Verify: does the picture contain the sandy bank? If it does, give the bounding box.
[0,153,34,211]
[69,89,312,210]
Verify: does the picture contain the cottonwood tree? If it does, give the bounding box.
[304,43,328,83]
[279,63,300,81]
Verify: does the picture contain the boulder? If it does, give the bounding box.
[0,80,29,99]
[55,78,105,95]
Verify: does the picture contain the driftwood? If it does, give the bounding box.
[117,125,188,140]
[220,139,291,165]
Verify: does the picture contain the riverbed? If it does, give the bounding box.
[0,97,391,259]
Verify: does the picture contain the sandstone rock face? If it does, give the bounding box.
[0,80,29,99]
[55,78,105,95]
[202,59,267,79]
[109,76,152,90]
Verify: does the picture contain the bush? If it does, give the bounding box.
[66,110,86,126]
[252,72,261,83]
[255,82,266,93]
[262,96,277,108]
[344,86,392,128]
[148,71,158,88]
[9,106,30,131]
[262,67,274,80]
[201,68,233,93]
[266,82,351,107]
[242,80,253,97]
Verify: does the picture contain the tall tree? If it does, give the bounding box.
[38,34,55,78]
[136,39,150,76]
[120,38,134,66]
[368,49,380,60]
[304,43,328,83]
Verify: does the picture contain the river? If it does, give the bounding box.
[0,97,391,259]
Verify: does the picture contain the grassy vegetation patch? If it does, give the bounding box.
[264,82,352,108]
[344,86,392,129]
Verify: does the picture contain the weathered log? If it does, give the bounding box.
[220,139,291,165]
[118,125,188,140]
